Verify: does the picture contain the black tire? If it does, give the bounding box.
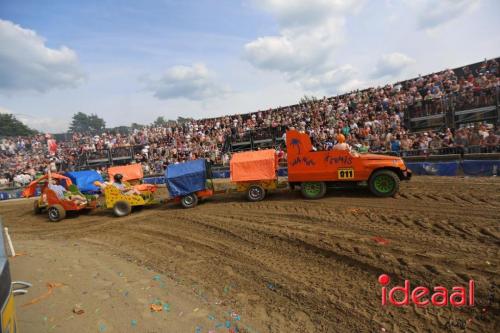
[300,182,327,199]
[246,185,266,202]
[33,199,43,214]
[113,200,132,217]
[181,193,198,209]
[369,170,400,197]
[47,204,66,222]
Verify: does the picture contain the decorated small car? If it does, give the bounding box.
[96,164,158,217]
[23,172,98,222]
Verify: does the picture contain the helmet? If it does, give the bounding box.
[113,173,123,182]
[336,134,346,143]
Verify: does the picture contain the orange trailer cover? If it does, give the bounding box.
[108,164,144,182]
[230,149,278,182]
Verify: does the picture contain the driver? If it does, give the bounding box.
[112,174,141,195]
[332,134,350,151]
[47,170,87,205]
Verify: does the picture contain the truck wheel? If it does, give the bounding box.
[48,204,66,222]
[369,170,400,197]
[300,182,326,199]
[34,199,43,214]
[181,194,198,209]
[247,185,266,202]
[113,200,132,217]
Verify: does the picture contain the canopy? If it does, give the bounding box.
[65,170,104,193]
[165,159,207,197]
[22,173,72,198]
[108,164,143,182]
[230,149,278,182]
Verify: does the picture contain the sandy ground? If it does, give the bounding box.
[8,239,239,333]
[1,176,499,333]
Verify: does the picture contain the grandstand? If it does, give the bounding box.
[1,58,499,183]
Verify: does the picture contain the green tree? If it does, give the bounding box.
[109,126,130,135]
[69,112,106,133]
[299,95,318,104]
[131,123,144,130]
[177,116,193,124]
[0,113,37,136]
[153,116,167,126]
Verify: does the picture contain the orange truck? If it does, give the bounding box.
[286,130,411,198]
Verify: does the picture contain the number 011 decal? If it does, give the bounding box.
[338,168,354,179]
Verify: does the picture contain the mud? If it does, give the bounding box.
[1,176,499,332]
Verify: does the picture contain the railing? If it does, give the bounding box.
[406,87,499,131]
[450,87,499,113]
[374,145,499,157]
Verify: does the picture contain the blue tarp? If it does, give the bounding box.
[165,159,207,197]
[143,176,166,185]
[462,160,500,176]
[65,170,103,193]
[406,161,459,176]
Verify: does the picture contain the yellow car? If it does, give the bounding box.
[99,183,158,217]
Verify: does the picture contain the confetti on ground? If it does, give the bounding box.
[372,236,390,245]
[22,282,64,307]
[150,304,162,312]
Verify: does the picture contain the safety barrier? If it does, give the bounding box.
[406,160,499,176]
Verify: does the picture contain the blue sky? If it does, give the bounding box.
[0,0,499,132]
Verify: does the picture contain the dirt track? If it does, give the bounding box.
[2,176,499,333]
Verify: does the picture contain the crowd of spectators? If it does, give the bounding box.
[1,59,499,188]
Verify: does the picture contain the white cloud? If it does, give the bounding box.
[244,0,365,93]
[372,52,415,78]
[300,64,361,93]
[253,0,364,27]
[410,0,480,30]
[0,106,69,132]
[0,19,84,94]
[146,63,229,100]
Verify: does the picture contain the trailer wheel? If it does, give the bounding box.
[181,193,198,209]
[48,204,66,222]
[34,199,43,214]
[113,200,132,217]
[369,170,400,197]
[247,185,266,202]
[300,182,326,199]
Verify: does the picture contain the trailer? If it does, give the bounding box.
[165,159,214,208]
[230,149,279,201]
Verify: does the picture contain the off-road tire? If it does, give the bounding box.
[47,204,66,222]
[113,200,132,217]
